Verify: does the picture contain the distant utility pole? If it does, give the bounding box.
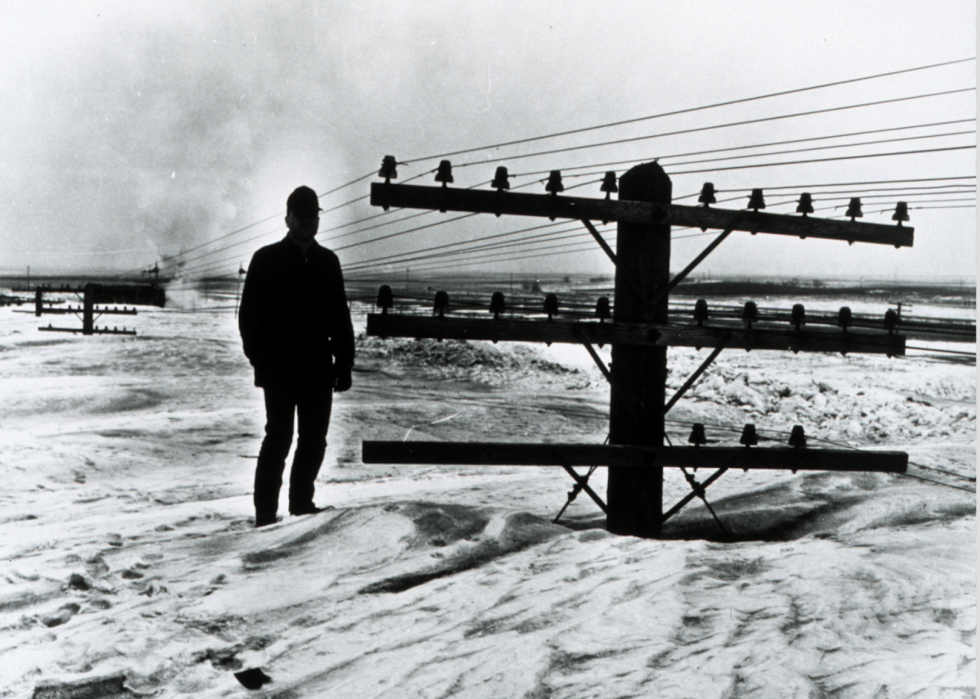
[26,284,138,336]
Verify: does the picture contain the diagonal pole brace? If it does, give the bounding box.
[577,333,647,431]
[681,468,731,539]
[581,219,652,316]
[558,464,607,516]
[664,332,733,415]
[680,466,729,538]
[649,222,738,309]
[581,219,617,265]
[662,466,729,524]
[552,476,584,524]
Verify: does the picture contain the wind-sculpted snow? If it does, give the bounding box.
[8,496,963,698]
[0,294,974,698]
[358,336,594,390]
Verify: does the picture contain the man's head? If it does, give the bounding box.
[285,186,321,245]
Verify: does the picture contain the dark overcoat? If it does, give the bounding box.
[238,237,355,388]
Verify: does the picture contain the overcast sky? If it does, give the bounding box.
[0,1,975,280]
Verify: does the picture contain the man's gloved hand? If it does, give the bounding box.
[334,368,352,393]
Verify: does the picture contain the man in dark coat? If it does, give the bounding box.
[238,185,355,527]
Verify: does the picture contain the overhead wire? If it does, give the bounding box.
[172,174,972,284]
[342,182,970,276]
[165,111,976,281]
[143,170,436,283]
[349,235,606,277]
[668,144,976,176]
[640,129,975,170]
[340,176,624,274]
[119,169,377,279]
[179,130,976,280]
[106,57,975,281]
[146,75,976,282]
[344,232,596,278]
[430,87,976,170]
[406,57,976,163]
[335,165,972,272]
[187,163,976,282]
[509,119,977,179]
[342,220,572,272]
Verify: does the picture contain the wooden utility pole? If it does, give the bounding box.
[607,162,671,537]
[361,157,916,539]
[82,283,95,334]
[21,283,140,335]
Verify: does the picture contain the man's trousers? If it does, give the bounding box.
[254,381,333,519]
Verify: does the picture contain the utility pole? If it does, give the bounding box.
[82,284,95,334]
[20,283,140,335]
[607,162,671,537]
[360,157,914,538]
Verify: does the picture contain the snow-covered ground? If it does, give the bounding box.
[0,292,974,698]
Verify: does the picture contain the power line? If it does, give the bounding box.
[669,144,976,176]
[180,180,973,281]
[660,129,974,169]
[170,176,974,282]
[557,134,976,188]
[898,473,976,493]
[406,57,976,163]
[681,184,974,203]
[346,228,595,275]
[439,87,976,170]
[340,177,971,272]
[341,220,571,271]
[510,118,977,179]
[155,150,976,282]
[331,177,560,255]
[908,461,977,482]
[144,124,976,282]
[106,63,978,280]
[341,184,967,273]
[714,175,975,192]
[333,213,480,252]
[344,225,590,274]
[123,170,376,278]
[348,239,603,277]
[178,176,487,277]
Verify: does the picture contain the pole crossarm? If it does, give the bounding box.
[26,306,138,316]
[365,313,906,355]
[362,441,908,473]
[38,325,136,336]
[370,183,914,248]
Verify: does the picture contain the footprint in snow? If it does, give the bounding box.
[40,602,81,628]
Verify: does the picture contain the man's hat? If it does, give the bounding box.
[286,186,322,216]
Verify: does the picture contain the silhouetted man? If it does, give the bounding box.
[239,186,355,527]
